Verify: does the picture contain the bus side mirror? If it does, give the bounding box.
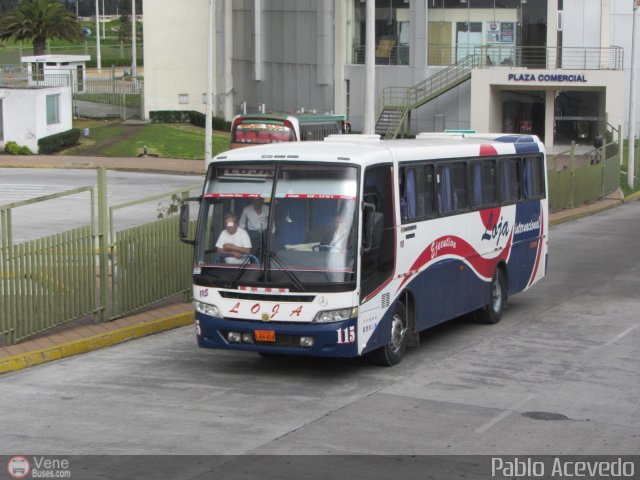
[180,198,199,245]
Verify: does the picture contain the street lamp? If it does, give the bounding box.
[131,0,137,78]
[205,0,214,163]
[628,0,638,189]
[95,0,101,71]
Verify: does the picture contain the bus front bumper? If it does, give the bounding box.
[196,312,359,358]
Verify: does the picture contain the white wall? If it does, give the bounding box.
[142,0,209,117]
[0,86,72,153]
[611,0,639,138]
[563,0,602,48]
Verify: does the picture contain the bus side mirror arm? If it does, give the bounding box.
[362,202,375,253]
[179,197,200,245]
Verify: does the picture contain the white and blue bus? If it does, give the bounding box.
[180,133,548,365]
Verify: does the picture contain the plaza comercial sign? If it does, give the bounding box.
[508,73,587,83]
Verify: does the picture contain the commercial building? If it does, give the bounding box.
[142,0,637,148]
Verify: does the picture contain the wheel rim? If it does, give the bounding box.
[389,312,407,355]
[492,275,503,313]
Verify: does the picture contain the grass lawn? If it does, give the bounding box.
[63,120,230,159]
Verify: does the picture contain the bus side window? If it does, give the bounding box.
[499,158,522,204]
[437,164,454,214]
[523,156,545,199]
[451,163,467,211]
[400,164,435,222]
[438,163,467,214]
[470,159,497,208]
[424,165,436,217]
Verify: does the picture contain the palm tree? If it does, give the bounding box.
[0,0,83,56]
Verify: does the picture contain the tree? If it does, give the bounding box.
[0,0,83,55]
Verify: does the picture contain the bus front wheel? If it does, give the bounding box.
[372,302,408,366]
[476,268,506,324]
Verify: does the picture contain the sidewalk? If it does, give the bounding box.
[0,156,638,376]
[0,154,205,175]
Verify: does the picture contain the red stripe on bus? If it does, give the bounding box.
[202,193,262,198]
[283,194,356,200]
[479,144,498,156]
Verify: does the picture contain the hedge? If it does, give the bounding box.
[38,129,82,154]
[4,141,32,155]
[149,110,231,132]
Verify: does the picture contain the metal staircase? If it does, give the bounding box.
[375,54,480,139]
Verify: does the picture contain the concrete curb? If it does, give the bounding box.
[0,312,195,376]
[549,199,624,226]
[549,191,640,226]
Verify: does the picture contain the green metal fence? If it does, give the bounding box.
[109,186,200,318]
[547,137,621,212]
[1,169,200,346]
[1,187,98,345]
[113,217,193,317]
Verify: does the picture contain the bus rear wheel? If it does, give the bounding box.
[476,268,506,324]
[372,302,408,366]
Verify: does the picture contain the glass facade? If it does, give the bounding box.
[426,0,547,66]
[348,0,548,66]
[350,0,411,65]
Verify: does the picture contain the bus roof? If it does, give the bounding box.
[211,133,544,169]
[233,113,347,124]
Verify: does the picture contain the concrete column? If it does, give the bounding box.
[222,0,234,119]
[334,0,348,115]
[545,89,555,148]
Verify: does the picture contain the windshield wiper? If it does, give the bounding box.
[224,252,258,289]
[267,251,305,292]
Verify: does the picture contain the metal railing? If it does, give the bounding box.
[546,125,622,211]
[474,45,624,71]
[109,185,200,317]
[1,186,98,345]
[0,69,71,89]
[376,55,479,139]
[0,66,143,119]
[0,169,200,346]
[351,44,625,70]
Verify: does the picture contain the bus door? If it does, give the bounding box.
[360,165,395,304]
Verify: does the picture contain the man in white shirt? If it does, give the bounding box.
[215,213,252,264]
[239,197,270,251]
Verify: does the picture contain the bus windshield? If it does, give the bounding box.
[194,163,358,291]
[231,118,296,147]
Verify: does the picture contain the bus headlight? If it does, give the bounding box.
[193,301,221,318]
[313,307,358,323]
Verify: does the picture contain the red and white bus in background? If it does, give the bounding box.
[230,113,349,149]
[180,132,548,365]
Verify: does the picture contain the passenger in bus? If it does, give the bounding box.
[239,197,270,253]
[284,213,349,252]
[215,213,252,264]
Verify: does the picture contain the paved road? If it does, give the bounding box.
[0,169,202,243]
[0,200,638,474]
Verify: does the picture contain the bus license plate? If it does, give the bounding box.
[255,330,276,342]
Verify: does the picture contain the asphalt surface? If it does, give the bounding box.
[1,156,638,479]
[0,201,638,461]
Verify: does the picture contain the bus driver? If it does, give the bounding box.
[215,213,252,264]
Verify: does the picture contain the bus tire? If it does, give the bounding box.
[372,302,408,366]
[476,268,506,324]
